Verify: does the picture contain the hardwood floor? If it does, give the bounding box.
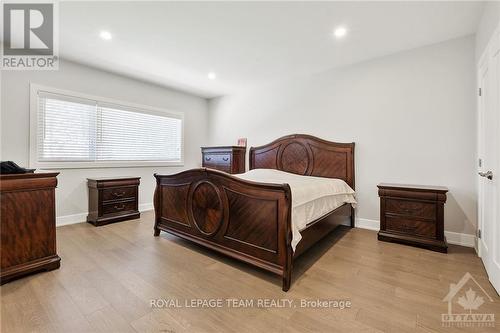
[1,210,499,332]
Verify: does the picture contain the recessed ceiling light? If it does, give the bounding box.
[334,26,347,39]
[207,72,216,80]
[99,31,112,40]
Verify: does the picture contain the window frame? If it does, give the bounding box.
[29,83,185,169]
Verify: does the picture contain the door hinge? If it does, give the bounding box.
[478,229,481,239]
[479,158,482,167]
[479,88,482,96]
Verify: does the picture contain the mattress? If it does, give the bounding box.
[235,169,357,251]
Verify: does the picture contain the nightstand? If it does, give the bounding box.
[377,183,448,253]
[201,146,246,174]
[87,177,140,226]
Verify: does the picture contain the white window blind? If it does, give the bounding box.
[34,89,183,168]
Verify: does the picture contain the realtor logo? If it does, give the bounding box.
[1,1,58,69]
[441,272,495,327]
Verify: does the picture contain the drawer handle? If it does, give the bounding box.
[113,191,125,197]
[114,203,126,210]
[205,157,212,161]
[222,157,229,161]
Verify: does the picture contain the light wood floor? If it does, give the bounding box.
[1,211,499,332]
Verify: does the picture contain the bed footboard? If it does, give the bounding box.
[153,168,294,291]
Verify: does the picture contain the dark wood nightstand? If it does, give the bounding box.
[377,183,448,253]
[201,146,246,174]
[87,177,140,226]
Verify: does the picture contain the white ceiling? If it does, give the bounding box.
[60,1,484,98]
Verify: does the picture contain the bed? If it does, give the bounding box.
[153,134,355,291]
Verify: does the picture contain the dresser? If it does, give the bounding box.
[87,177,140,226]
[377,183,448,253]
[0,172,61,284]
[201,146,246,174]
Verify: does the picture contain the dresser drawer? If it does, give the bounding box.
[102,187,136,201]
[203,153,231,165]
[385,198,436,220]
[203,154,232,172]
[102,200,137,215]
[385,216,436,238]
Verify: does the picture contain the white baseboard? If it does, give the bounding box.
[354,218,475,248]
[444,231,476,248]
[57,212,88,227]
[139,202,153,212]
[355,218,380,231]
[56,203,154,227]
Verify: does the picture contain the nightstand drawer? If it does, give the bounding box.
[385,216,436,238]
[102,187,136,202]
[385,199,436,220]
[102,200,136,215]
[203,153,231,167]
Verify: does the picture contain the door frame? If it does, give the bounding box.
[477,53,486,257]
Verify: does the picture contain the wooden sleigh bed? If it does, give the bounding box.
[153,134,355,291]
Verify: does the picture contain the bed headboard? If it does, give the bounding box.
[249,134,355,189]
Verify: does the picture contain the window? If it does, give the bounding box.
[30,84,184,168]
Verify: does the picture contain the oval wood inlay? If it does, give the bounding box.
[191,181,223,235]
[280,142,309,175]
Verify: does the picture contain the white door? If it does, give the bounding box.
[478,25,500,293]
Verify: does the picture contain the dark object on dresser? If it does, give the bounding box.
[378,183,448,253]
[0,161,35,174]
[87,177,140,226]
[201,146,246,174]
[156,135,355,291]
[0,173,61,284]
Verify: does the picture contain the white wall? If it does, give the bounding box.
[476,1,500,60]
[1,59,208,225]
[209,36,477,236]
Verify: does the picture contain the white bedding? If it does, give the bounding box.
[235,169,357,251]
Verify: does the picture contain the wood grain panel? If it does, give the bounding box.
[160,184,190,226]
[190,181,223,235]
[224,188,278,253]
[309,144,349,180]
[251,146,279,170]
[279,142,310,175]
[1,190,55,267]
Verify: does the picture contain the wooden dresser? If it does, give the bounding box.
[378,183,448,253]
[201,146,246,174]
[87,177,140,226]
[0,172,61,284]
